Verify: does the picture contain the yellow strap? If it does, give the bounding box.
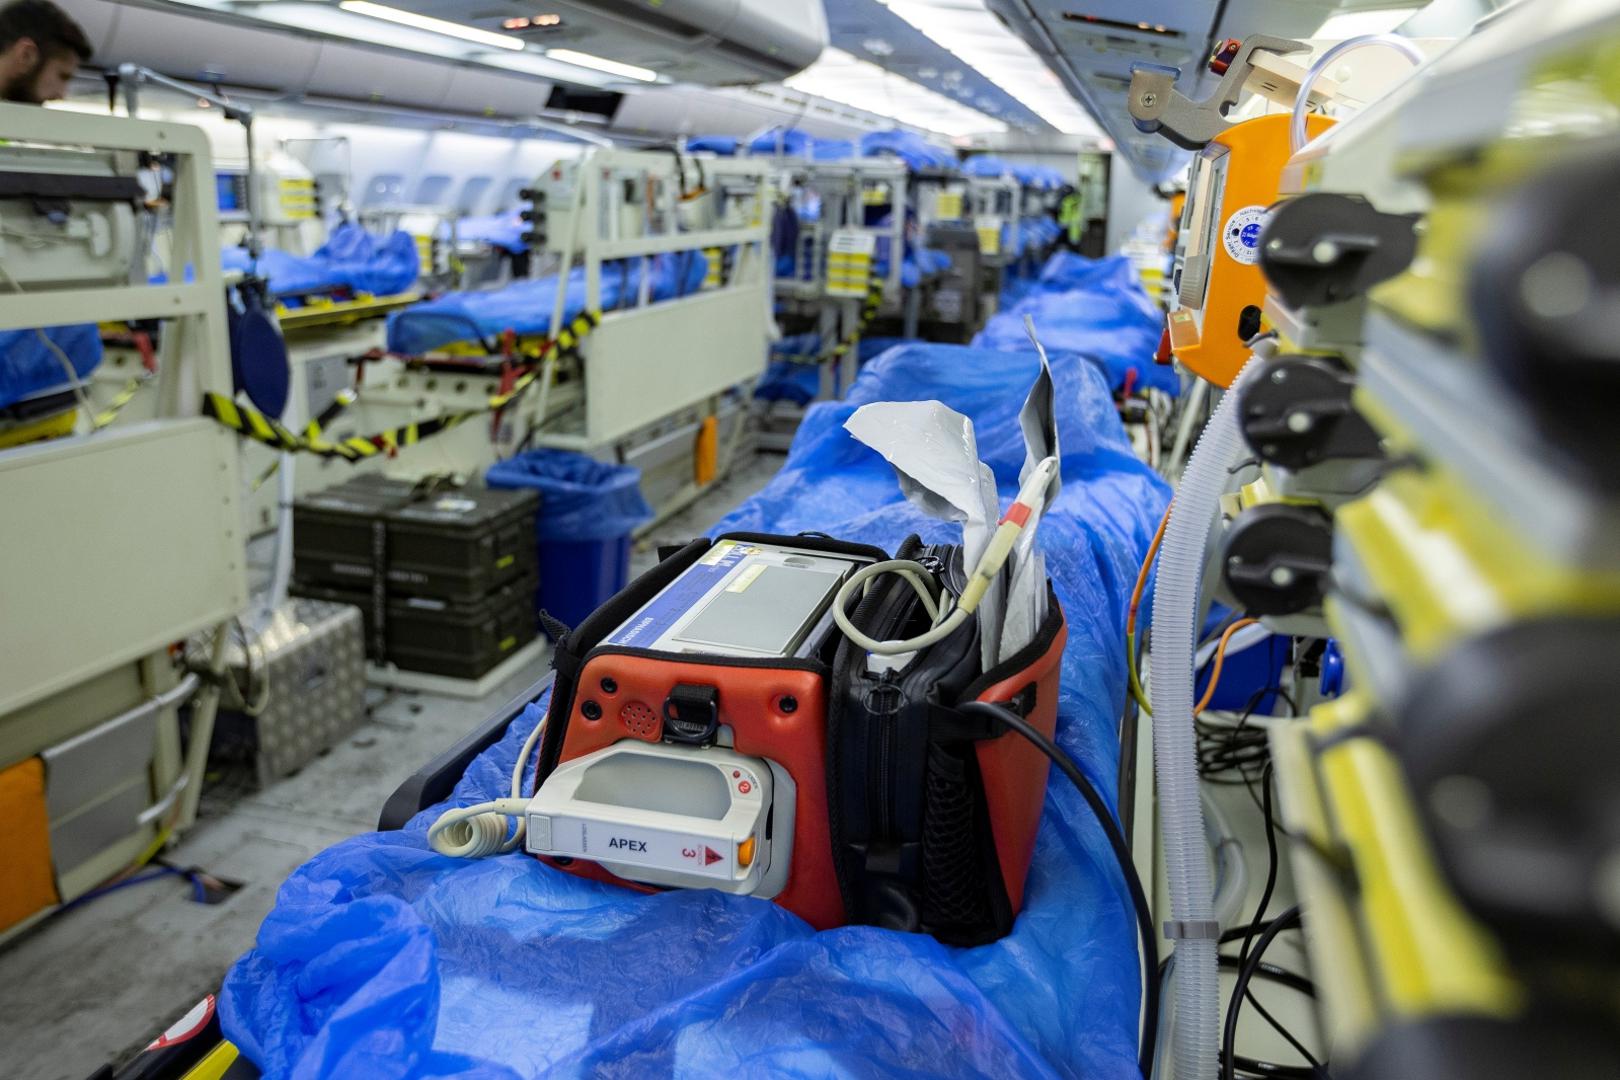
[203,308,603,459]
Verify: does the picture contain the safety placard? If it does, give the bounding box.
[826,229,877,299]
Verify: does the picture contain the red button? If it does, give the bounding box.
[732,770,740,778]
[738,780,752,794]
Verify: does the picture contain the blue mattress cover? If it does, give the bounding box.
[976,253,1178,397]
[749,128,855,162]
[387,251,707,355]
[0,323,103,411]
[860,129,956,172]
[219,341,1167,1080]
[222,223,419,302]
[457,212,529,255]
[686,135,740,156]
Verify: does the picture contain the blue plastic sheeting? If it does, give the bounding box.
[1011,165,1067,191]
[0,323,102,410]
[859,128,956,171]
[748,128,854,161]
[686,135,739,156]
[457,212,528,254]
[976,253,1177,397]
[222,224,420,302]
[386,251,707,355]
[219,342,1167,1080]
[964,155,1012,179]
[754,359,821,405]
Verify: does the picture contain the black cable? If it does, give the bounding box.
[1159,951,1319,1079]
[1223,906,1305,1080]
[960,701,1159,1079]
[1238,768,1320,1069]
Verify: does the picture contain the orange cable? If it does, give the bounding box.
[1195,617,1260,715]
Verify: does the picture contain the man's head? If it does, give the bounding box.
[0,0,91,104]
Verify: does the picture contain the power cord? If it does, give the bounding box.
[427,714,546,858]
[1222,906,1307,1080]
[958,700,1159,1079]
[832,457,1059,656]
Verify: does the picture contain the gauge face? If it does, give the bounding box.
[1222,205,1270,265]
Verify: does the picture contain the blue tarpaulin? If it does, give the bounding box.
[221,223,419,302]
[0,323,102,411]
[219,341,1167,1080]
[386,251,707,355]
[686,135,739,156]
[748,128,855,161]
[860,129,956,172]
[976,253,1178,397]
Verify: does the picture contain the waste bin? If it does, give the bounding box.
[486,450,654,633]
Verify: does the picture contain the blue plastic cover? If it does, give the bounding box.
[387,251,707,355]
[686,135,739,156]
[976,253,1178,396]
[486,449,652,541]
[748,128,854,162]
[222,224,420,301]
[963,155,1011,179]
[859,129,956,172]
[219,341,1167,1080]
[0,323,102,410]
[457,212,529,254]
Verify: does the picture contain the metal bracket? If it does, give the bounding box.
[1129,35,1310,150]
[1164,919,1222,940]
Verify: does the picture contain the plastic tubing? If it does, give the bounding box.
[1290,34,1426,153]
[1150,354,1264,1080]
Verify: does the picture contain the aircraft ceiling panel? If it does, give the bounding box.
[821,0,1050,133]
[992,0,1369,181]
[307,41,457,112]
[95,1,324,90]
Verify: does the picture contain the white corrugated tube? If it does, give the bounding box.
[1150,351,1266,1079]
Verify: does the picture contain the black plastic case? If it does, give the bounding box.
[293,572,539,680]
[291,475,538,603]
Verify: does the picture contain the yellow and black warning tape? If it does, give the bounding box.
[207,309,601,461]
[779,276,886,366]
[93,377,148,430]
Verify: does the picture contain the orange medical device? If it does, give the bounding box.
[1167,112,1334,388]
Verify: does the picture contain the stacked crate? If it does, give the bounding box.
[290,475,540,680]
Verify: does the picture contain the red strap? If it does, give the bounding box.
[133,331,158,373]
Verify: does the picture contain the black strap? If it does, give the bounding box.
[663,683,719,745]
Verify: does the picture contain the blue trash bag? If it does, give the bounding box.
[0,323,102,410]
[486,449,652,542]
[219,343,1167,1080]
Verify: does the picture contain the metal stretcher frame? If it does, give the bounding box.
[0,105,246,721]
[522,149,772,451]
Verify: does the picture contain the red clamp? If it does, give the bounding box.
[1209,38,1243,76]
